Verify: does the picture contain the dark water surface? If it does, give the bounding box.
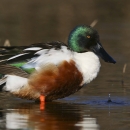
[0,0,130,130]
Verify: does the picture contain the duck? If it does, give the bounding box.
[0,25,116,103]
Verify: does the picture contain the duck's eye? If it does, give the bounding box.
[87,35,91,38]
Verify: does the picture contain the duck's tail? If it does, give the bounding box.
[0,64,29,92]
[0,75,40,100]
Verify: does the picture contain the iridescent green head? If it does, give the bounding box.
[68,25,116,64]
[68,25,99,53]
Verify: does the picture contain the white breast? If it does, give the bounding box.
[73,52,101,85]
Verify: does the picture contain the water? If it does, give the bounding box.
[0,0,130,130]
[1,94,130,130]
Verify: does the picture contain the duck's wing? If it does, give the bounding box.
[0,41,68,63]
[0,41,69,77]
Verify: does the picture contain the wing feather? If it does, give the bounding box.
[0,41,68,64]
[0,42,70,76]
[0,65,29,78]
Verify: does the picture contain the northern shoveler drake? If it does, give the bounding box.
[0,25,116,103]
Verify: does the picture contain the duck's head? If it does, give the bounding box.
[68,25,116,64]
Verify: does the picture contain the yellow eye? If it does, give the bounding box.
[87,35,91,38]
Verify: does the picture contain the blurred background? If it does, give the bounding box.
[0,0,129,46]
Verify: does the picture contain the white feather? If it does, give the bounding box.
[24,47,42,51]
[35,49,49,55]
[7,53,28,61]
[3,75,28,92]
[22,46,73,70]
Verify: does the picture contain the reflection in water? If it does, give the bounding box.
[75,117,99,130]
[6,112,28,129]
[0,102,99,130]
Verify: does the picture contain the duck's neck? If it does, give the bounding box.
[73,52,101,85]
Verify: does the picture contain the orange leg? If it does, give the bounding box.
[40,95,45,102]
[40,95,45,110]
